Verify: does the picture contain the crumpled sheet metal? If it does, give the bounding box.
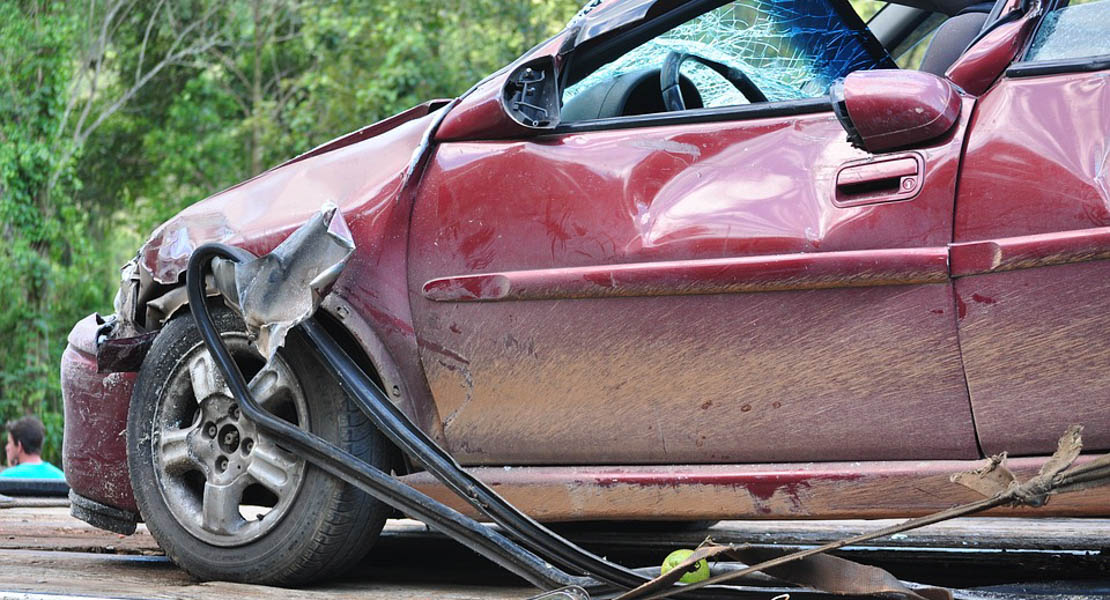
[144,212,237,285]
[96,329,159,373]
[213,203,355,359]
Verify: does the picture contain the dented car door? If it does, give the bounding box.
[407,0,981,466]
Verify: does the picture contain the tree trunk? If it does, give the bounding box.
[251,0,263,176]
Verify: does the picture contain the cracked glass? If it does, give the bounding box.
[564,0,892,108]
[1026,0,1110,63]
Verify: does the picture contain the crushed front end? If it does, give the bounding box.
[60,99,447,534]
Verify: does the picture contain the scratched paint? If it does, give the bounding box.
[410,283,976,465]
[954,70,1110,456]
[590,469,863,515]
[61,345,138,512]
[955,262,1110,456]
[409,95,976,465]
[421,248,950,302]
[400,458,1110,520]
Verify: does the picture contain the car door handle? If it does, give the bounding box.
[834,154,924,207]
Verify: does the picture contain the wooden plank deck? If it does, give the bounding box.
[0,500,1106,599]
[0,502,531,599]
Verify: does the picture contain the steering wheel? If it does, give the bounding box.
[660,51,768,112]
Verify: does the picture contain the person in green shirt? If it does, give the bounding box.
[2,416,64,479]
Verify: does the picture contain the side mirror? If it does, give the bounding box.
[830,70,961,153]
[502,58,560,129]
[436,57,561,141]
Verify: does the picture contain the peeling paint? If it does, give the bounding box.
[401,459,1109,521]
[628,139,701,158]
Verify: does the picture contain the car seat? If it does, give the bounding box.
[917,5,993,76]
[561,68,704,121]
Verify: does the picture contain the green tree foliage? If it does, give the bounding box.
[0,0,580,467]
[848,0,886,21]
[0,1,89,464]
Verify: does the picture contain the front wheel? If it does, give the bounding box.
[128,306,392,585]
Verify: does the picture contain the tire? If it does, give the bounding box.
[128,305,392,585]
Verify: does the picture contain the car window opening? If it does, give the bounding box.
[562,0,893,122]
[1025,0,1110,63]
[559,0,1005,125]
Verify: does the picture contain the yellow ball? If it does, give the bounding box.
[660,549,710,583]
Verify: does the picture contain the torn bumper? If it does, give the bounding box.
[60,313,138,513]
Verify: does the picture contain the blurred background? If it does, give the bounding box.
[0,0,881,466]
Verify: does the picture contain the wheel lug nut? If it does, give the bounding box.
[205,423,217,438]
[243,439,254,454]
[229,405,240,420]
[217,457,229,472]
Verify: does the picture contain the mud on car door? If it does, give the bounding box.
[408,0,981,467]
[951,0,1110,457]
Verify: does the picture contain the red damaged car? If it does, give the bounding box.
[61,0,1110,586]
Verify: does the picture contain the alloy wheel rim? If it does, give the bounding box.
[152,334,308,547]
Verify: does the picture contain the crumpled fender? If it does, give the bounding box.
[139,99,449,285]
[129,99,451,442]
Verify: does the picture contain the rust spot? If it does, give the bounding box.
[449,323,462,334]
[700,400,713,410]
[772,401,782,409]
[971,293,997,305]
[930,308,944,315]
[740,404,752,412]
[956,293,968,319]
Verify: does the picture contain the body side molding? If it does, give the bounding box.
[950,226,1110,277]
[423,247,950,302]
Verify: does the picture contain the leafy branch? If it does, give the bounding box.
[50,0,232,194]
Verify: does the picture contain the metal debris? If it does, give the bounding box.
[95,329,158,373]
[212,203,355,359]
[185,220,1109,600]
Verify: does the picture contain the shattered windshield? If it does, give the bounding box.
[564,0,893,107]
[1025,0,1110,62]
